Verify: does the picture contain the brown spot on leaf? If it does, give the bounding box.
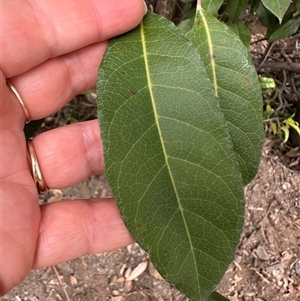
[244,77,251,84]
[130,90,137,96]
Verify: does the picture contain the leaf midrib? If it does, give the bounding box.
[199,8,218,97]
[140,19,201,294]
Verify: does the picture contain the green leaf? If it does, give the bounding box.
[201,0,223,15]
[261,0,292,23]
[249,0,261,12]
[285,116,300,135]
[281,125,290,142]
[255,1,278,35]
[208,291,231,301]
[269,15,300,41]
[227,0,248,22]
[177,17,194,34]
[189,9,264,185]
[226,19,251,47]
[97,12,245,301]
[259,76,276,89]
[177,7,196,34]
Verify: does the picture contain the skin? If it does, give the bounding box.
[0,0,145,295]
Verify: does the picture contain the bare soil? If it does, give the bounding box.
[218,141,300,301]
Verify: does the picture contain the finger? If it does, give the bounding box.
[1,71,41,295]
[1,177,40,296]
[8,42,107,120]
[1,72,26,126]
[32,120,103,189]
[33,198,134,268]
[2,0,146,78]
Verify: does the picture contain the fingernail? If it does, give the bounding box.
[143,1,148,15]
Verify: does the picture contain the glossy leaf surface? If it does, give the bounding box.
[97,11,262,301]
[201,0,223,15]
[227,0,248,22]
[189,9,264,185]
[269,15,300,41]
[227,19,251,47]
[261,0,291,23]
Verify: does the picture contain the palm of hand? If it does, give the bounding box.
[0,0,145,295]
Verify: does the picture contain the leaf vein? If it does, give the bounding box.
[140,19,201,292]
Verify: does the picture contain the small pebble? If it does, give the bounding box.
[256,245,270,261]
[112,290,120,296]
[294,262,300,276]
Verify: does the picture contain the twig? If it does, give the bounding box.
[281,47,293,64]
[263,117,285,123]
[257,42,275,72]
[233,260,243,271]
[277,91,284,111]
[257,61,300,73]
[282,69,287,90]
[251,37,268,45]
[251,268,271,284]
[276,71,288,111]
[240,201,274,249]
[52,266,72,301]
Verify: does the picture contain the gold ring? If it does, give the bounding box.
[7,79,31,123]
[27,139,49,193]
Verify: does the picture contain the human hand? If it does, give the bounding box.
[1,0,146,295]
